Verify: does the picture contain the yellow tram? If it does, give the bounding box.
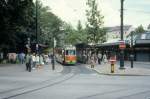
[55,45,76,65]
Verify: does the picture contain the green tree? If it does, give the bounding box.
[77,20,82,32]
[135,25,145,33]
[62,21,88,45]
[127,25,146,39]
[76,20,88,43]
[86,0,106,44]
[35,1,63,47]
[0,0,35,53]
[58,20,89,46]
[62,23,76,45]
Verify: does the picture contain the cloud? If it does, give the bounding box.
[41,0,150,28]
[41,0,87,27]
[99,0,120,26]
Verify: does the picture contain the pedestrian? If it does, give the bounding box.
[20,52,25,64]
[38,54,44,69]
[31,53,36,69]
[103,54,108,64]
[0,52,3,60]
[35,54,39,68]
[21,52,25,64]
[90,54,95,68]
[25,53,32,72]
[97,52,102,65]
[83,52,86,64]
[44,54,49,64]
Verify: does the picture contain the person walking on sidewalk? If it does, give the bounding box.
[97,52,102,65]
[35,54,40,68]
[38,54,44,69]
[103,54,108,64]
[31,53,36,69]
[25,53,32,72]
[90,54,95,68]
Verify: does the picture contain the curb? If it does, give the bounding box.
[94,69,150,76]
[87,66,150,76]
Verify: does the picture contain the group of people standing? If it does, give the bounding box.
[25,53,45,72]
[90,52,108,68]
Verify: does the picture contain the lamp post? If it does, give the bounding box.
[52,37,56,70]
[119,0,125,69]
[130,32,134,68]
[35,0,38,54]
[52,27,63,70]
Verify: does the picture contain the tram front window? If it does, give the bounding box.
[66,50,76,55]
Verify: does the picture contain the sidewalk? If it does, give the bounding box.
[0,62,63,76]
[86,62,150,76]
[0,63,64,98]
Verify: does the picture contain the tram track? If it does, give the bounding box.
[78,87,150,99]
[78,88,130,99]
[0,65,78,99]
[116,89,150,99]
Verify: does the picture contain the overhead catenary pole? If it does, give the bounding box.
[130,32,134,68]
[35,0,38,54]
[119,0,125,69]
[52,37,56,70]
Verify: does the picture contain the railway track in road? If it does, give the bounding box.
[0,66,79,99]
[116,89,150,99]
[78,88,150,99]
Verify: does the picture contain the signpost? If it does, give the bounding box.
[119,40,126,50]
[120,0,125,69]
[52,38,56,70]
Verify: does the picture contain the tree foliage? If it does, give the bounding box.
[86,0,106,44]
[0,0,34,53]
[127,25,146,39]
[0,0,64,53]
[135,25,145,34]
[63,20,88,45]
[35,1,63,47]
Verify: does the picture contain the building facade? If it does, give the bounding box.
[105,25,134,42]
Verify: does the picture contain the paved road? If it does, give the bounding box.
[1,64,150,99]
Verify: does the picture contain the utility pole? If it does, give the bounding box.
[52,38,56,70]
[35,0,38,54]
[130,32,134,68]
[120,0,125,69]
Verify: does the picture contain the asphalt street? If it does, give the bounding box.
[0,63,150,99]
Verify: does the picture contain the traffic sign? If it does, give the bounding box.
[119,40,126,49]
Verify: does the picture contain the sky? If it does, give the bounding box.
[41,0,150,28]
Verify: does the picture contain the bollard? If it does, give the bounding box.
[130,54,134,68]
[109,54,116,73]
[111,63,115,73]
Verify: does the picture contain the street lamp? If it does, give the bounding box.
[52,37,56,70]
[119,0,125,69]
[35,0,38,54]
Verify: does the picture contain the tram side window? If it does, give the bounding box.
[65,50,76,55]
